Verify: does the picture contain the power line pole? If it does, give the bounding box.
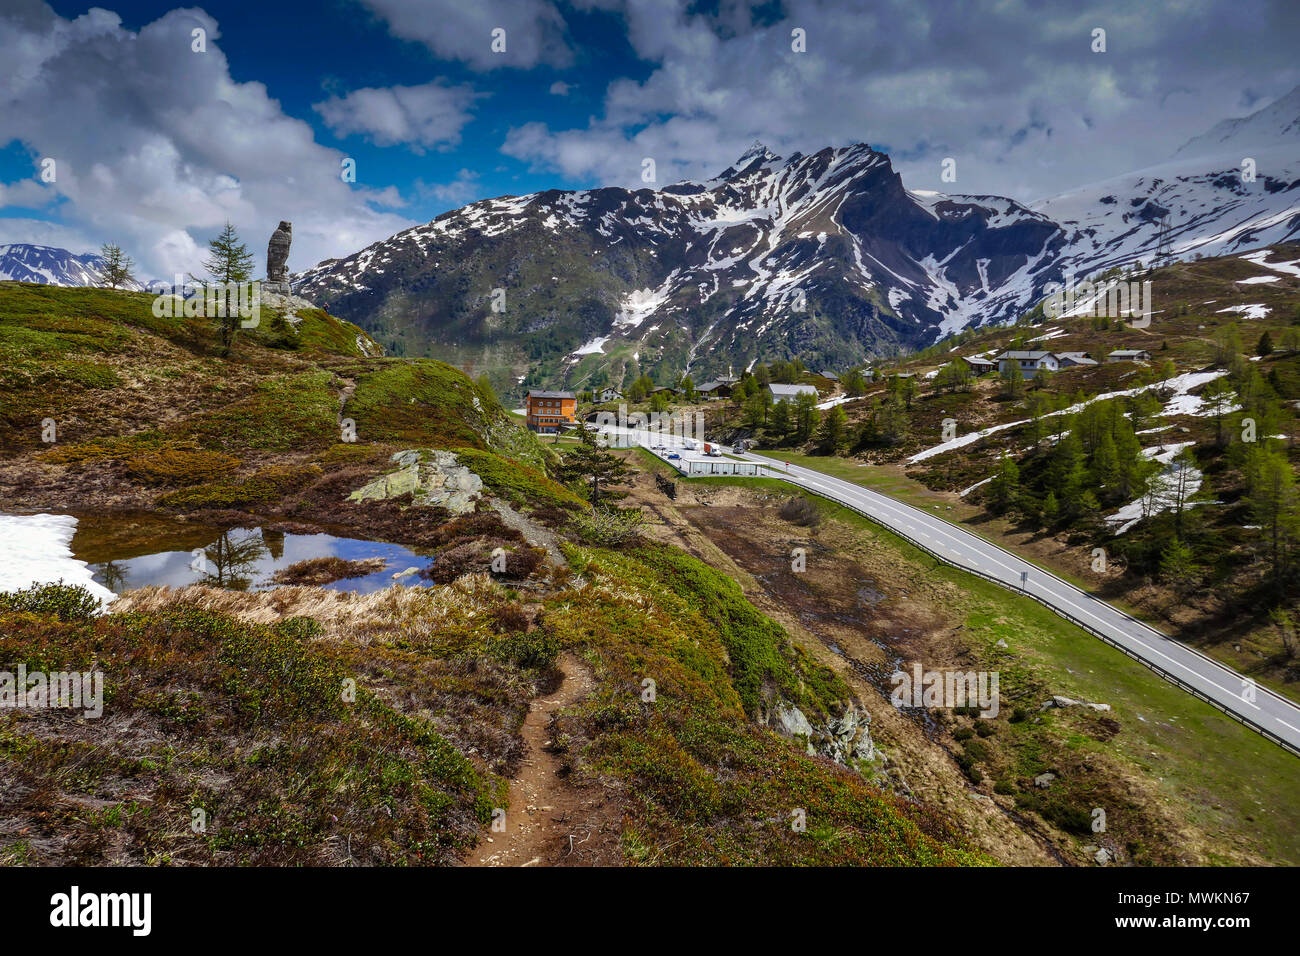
[1153,214,1173,270]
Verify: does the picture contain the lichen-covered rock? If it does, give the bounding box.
[348,449,484,514]
[767,700,878,767]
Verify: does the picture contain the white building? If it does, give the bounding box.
[766,383,819,403]
[996,350,1059,374]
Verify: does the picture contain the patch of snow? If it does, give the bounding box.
[908,368,1229,462]
[1216,303,1271,321]
[0,514,116,609]
[816,394,860,410]
[1106,456,1203,535]
[1239,249,1300,278]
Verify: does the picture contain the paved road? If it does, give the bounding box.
[604,423,1300,755]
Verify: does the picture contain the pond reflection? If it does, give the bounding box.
[78,520,432,596]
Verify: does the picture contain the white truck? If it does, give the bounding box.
[703,443,723,457]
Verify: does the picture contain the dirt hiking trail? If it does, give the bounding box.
[470,652,619,866]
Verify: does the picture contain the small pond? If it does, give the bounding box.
[68,513,433,596]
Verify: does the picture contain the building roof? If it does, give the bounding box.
[1055,351,1098,365]
[820,370,840,380]
[767,383,819,397]
[526,389,575,399]
[996,350,1055,361]
[964,355,997,365]
[697,379,733,391]
[1108,349,1150,357]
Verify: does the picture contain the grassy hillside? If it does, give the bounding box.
[0,282,553,517]
[0,282,986,866]
[635,245,1300,699]
[620,466,1300,864]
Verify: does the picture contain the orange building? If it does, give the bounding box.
[524,389,577,433]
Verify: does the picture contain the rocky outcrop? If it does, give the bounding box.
[1041,695,1112,712]
[348,450,483,514]
[768,700,878,767]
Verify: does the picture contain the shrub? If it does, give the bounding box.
[779,496,822,528]
[488,603,532,634]
[219,621,348,722]
[125,447,241,485]
[272,616,324,642]
[271,557,385,586]
[490,630,559,670]
[0,582,101,621]
[422,541,545,584]
[568,507,648,546]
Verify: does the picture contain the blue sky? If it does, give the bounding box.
[2,0,1298,278]
[6,0,648,223]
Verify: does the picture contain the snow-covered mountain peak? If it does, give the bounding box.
[1175,84,1300,159]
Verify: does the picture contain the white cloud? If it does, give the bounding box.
[549,80,572,96]
[0,4,413,280]
[0,217,100,255]
[357,0,573,70]
[0,177,54,209]
[313,81,483,152]
[509,0,1300,200]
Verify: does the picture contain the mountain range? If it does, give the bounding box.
[6,90,1299,394]
[0,243,121,288]
[294,88,1300,391]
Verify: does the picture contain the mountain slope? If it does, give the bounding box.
[296,144,1066,390]
[0,242,142,289]
[298,131,1298,394]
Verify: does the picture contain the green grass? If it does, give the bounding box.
[0,592,502,865]
[452,446,584,511]
[546,543,987,865]
[184,371,340,452]
[348,361,504,450]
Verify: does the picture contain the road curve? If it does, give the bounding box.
[737,450,1300,756]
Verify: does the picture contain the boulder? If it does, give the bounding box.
[349,450,484,514]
